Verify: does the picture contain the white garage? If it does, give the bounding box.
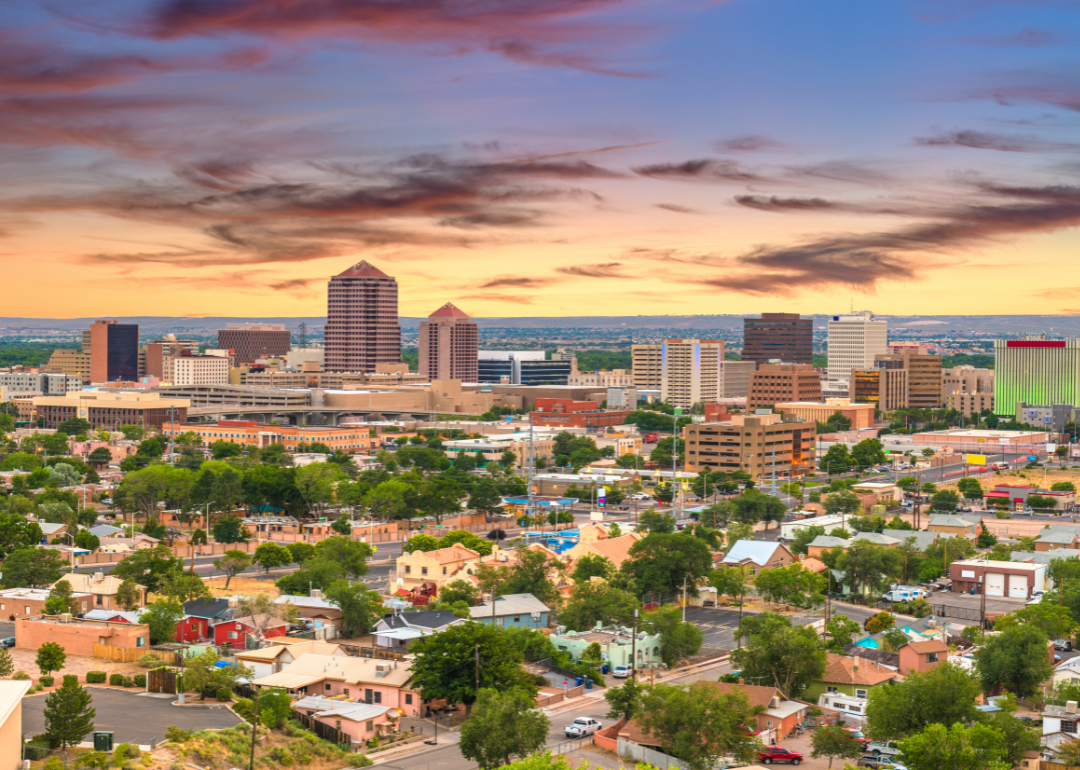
[985,572,1006,597]
[1009,574,1028,598]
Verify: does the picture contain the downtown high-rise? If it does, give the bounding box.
[826,311,888,381]
[742,312,813,366]
[995,336,1080,415]
[324,261,402,373]
[419,303,479,382]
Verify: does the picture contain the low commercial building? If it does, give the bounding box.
[683,413,817,480]
[949,559,1047,598]
[549,624,662,668]
[986,484,1076,512]
[909,428,1051,454]
[34,390,189,431]
[0,588,93,620]
[776,399,875,431]
[162,420,374,453]
[442,432,555,466]
[528,398,631,429]
[15,615,148,655]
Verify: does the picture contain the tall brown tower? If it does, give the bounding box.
[324,261,402,372]
[419,303,479,381]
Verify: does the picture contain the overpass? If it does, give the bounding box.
[185,405,445,425]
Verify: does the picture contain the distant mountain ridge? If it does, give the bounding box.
[1,314,1078,334]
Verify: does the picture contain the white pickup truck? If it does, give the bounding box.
[564,718,602,738]
[868,741,901,757]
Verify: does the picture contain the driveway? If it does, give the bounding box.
[22,688,241,746]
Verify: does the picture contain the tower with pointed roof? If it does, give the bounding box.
[419,303,478,382]
[324,260,403,372]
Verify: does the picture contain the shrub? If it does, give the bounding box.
[271,748,295,766]
[217,687,232,702]
[136,654,161,668]
[22,743,50,761]
[38,675,54,687]
[86,670,106,683]
[122,676,135,687]
[12,670,29,680]
[109,673,124,686]
[134,674,146,688]
[164,725,193,744]
[351,754,374,767]
[113,742,141,760]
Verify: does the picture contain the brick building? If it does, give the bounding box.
[89,320,140,383]
[747,363,822,409]
[683,413,817,480]
[324,261,402,373]
[527,398,631,428]
[217,323,291,365]
[419,303,478,382]
[15,615,148,655]
[34,390,189,431]
[742,312,813,366]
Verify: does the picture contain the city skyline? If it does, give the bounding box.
[5,1,1080,318]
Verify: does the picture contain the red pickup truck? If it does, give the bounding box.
[642,432,660,443]
[760,746,804,765]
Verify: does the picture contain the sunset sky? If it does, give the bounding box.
[5,0,1080,319]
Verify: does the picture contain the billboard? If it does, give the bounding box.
[965,454,986,465]
[1047,443,1058,454]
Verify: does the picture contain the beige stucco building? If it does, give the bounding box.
[632,339,724,408]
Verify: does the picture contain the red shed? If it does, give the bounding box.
[212,614,288,650]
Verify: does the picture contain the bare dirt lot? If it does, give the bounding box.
[204,574,281,599]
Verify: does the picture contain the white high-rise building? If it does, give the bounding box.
[827,311,888,381]
[632,339,724,408]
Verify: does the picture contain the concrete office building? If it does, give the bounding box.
[43,349,91,383]
[88,320,139,383]
[851,367,908,412]
[218,323,291,365]
[606,386,638,410]
[684,413,817,480]
[875,348,943,409]
[995,336,1080,416]
[568,369,634,387]
[286,346,325,371]
[419,303,478,382]
[747,364,822,409]
[144,336,198,379]
[631,339,724,408]
[775,399,875,431]
[167,353,230,387]
[721,360,757,398]
[742,313,813,366]
[944,365,995,417]
[34,390,189,430]
[0,372,81,397]
[477,351,571,385]
[324,261,402,373]
[826,311,888,381]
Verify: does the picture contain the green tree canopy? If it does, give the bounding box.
[865,661,982,741]
[559,582,636,632]
[731,611,826,697]
[622,532,713,597]
[43,675,95,753]
[975,623,1053,697]
[459,688,551,770]
[139,599,185,645]
[896,722,1010,770]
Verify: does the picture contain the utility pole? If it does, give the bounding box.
[630,604,638,679]
[248,687,260,770]
[168,404,176,465]
[475,644,480,691]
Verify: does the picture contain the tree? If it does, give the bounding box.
[2,548,68,588]
[710,566,752,605]
[46,580,79,616]
[820,444,853,473]
[439,580,479,606]
[113,545,183,595]
[119,424,145,441]
[605,677,646,721]
[363,479,412,522]
[275,556,345,596]
[825,614,862,651]
[975,623,1053,697]
[139,599,185,645]
[252,542,293,573]
[418,477,464,524]
[499,450,517,471]
[644,605,704,666]
[896,722,1010,770]
[996,602,1078,640]
[115,578,142,611]
[560,582,636,631]
[468,479,505,516]
[459,688,550,770]
[865,662,982,740]
[314,536,371,580]
[930,489,961,512]
[753,563,826,609]
[957,477,984,500]
[439,530,494,557]
[325,580,383,637]
[811,724,866,769]
[180,649,254,698]
[36,641,67,677]
[74,529,100,551]
[0,647,13,679]
[571,553,614,583]
[409,623,537,714]
[864,611,894,634]
[403,533,441,553]
[158,567,211,604]
[828,542,904,597]
[236,594,298,637]
[824,490,863,522]
[286,541,316,564]
[43,675,95,754]
[622,533,713,597]
[56,417,93,436]
[791,525,826,556]
[47,463,81,487]
[851,438,887,469]
[1052,481,1077,493]
[636,681,762,770]
[211,514,249,544]
[731,612,826,697]
[210,549,252,590]
[638,509,676,534]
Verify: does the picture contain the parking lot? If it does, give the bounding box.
[22,688,241,747]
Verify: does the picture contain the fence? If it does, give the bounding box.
[93,644,180,665]
[551,736,593,756]
[292,709,352,747]
[929,603,984,622]
[617,737,691,770]
[148,669,177,694]
[338,645,408,660]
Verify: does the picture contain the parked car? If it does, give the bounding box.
[858,756,906,770]
[612,665,633,678]
[564,718,602,738]
[0,638,13,648]
[759,746,803,765]
[844,728,871,745]
[868,741,901,757]
[1056,639,1073,651]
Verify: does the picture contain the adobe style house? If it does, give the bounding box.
[253,653,421,716]
[16,615,148,656]
[0,588,93,620]
[236,640,347,679]
[395,543,480,592]
[898,641,948,673]
[52,571,145,611]
[293,696,399,745]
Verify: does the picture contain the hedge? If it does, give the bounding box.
[86,671,106,684]
[109,673,124,686]
[134,674,146,688]
[38,676,54,688]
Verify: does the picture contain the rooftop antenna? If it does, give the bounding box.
[298,322,308,348]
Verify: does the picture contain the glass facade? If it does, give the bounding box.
[106,324,139,381]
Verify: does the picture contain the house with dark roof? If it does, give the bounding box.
[373,610,467,649]
[183,598,238,621]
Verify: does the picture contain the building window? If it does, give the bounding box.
[137,636,145,647]
[856,689,868,699]
[927,652,939,663]
[826,686,838,694]
[421,567,428,575]
[1065,720,1078,734]
[325,683,331,691]
[405,694,413,705]
[405,566,411,574]
[766,720,773,727]
[366,720,374,732]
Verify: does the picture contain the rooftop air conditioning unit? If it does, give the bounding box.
[1067,701,1078,714]
[59,613,72,623]
[769,696,781,709]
